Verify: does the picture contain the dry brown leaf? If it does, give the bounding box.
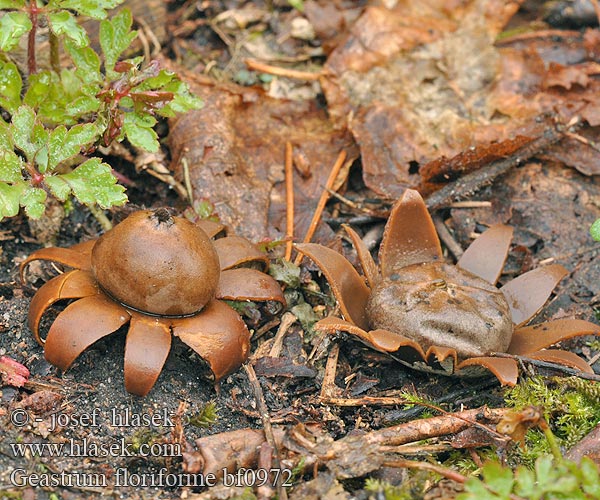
[321,0,600,196]
[169,74,357,244]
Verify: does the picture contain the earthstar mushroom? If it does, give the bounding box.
[21,209,285,396]
[296,189,599,385]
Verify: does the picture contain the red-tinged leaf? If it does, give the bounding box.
[0,356,30,387]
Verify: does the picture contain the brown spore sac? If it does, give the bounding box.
[366,262,513,358]
[91,210,220,317]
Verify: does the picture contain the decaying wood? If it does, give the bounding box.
[244,364,288,500]
[182,406,511,481]
[425,119,581,212]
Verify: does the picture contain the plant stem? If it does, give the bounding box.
[88,205,113,231]
[539,418,563,461]
[27,1,38,75]
[49,31,60,74]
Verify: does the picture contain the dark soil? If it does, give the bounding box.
[1,1,600,499]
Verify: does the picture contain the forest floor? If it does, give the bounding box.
[1,1,600,499]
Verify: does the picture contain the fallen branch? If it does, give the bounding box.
[425,118,581,212]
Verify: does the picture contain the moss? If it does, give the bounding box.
[503,376,600,463]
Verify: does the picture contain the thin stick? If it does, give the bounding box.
[294,150,347,265]
[284,142,295,261]
[432,214,464,260]
[268,312,297,358]
[383,459,468,484]
[492,352,600,381]
[245,58,322,80]
[88,205,112,231]
[320,343,340,399]
[449,201,492,208]
[243,364,288,500]
[425,120,579,212]
[383,459,527,500]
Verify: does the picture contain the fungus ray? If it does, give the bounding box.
[124,314,172,396]
[457,357,519,386]
[526,349,595,374]
[379,189,442,276]
[216,268,286,304]
[457,224,513,284]
[501,264,569,326]
[172,300,251,382]
[296,243,371,330]
[19,240,96,280]
[28,270,99,344]
[342,224,380,288]
[508,319,600,354]
[213,236,270,271]
[44,295,130,371]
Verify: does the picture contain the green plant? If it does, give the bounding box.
[457,456,600,500]
[0,0,201,220]
[591,219,600,241]
[504,377,600,459]
[188,401,219,428]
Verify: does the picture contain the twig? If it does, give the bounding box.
[371,407,511,446]
[324,188,386,218]
[268,312,297,358]
[492,352,600,381]
[243,364,288,500]
[294,150,347,265]
[245,58,322,80]
[383,378,500,423]
[383,459,527,500]
[425,121,577,212]
[182,156,194,204]
[284,142,295,261]
[320,343,340,399]
[432,214,463,260]
[449,201,492,208]
[383,458,468,483]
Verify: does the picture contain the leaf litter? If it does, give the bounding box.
[2,0,600,499]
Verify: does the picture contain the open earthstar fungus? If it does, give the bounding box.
[296,190,600,385]
[20,209,285,396]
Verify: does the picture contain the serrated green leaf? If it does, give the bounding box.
[482,462,514,497]
[48,123,97,170]
[0,11,32,51]
[514,466,536,498]
[591,219,600,241]
[122,113,158,152]
[0,119,12,150]
[59,158,127,208]
[580,457,600,496]
[64,38,102,83]
[32,122,49,171]
[48,10,88,46]
[11,105,36,160]
[0,0,26,8]
[53,0,123,19]
[0,182,25,219]
[0,61,22,113]
[457,478,502,499]
[44,175,71,201]
[20,186,46,218]
[100,9,136,77]
[23,71,54,109]
[136,69,176,90]
[156,79,203,117]
[0,151,23,183]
